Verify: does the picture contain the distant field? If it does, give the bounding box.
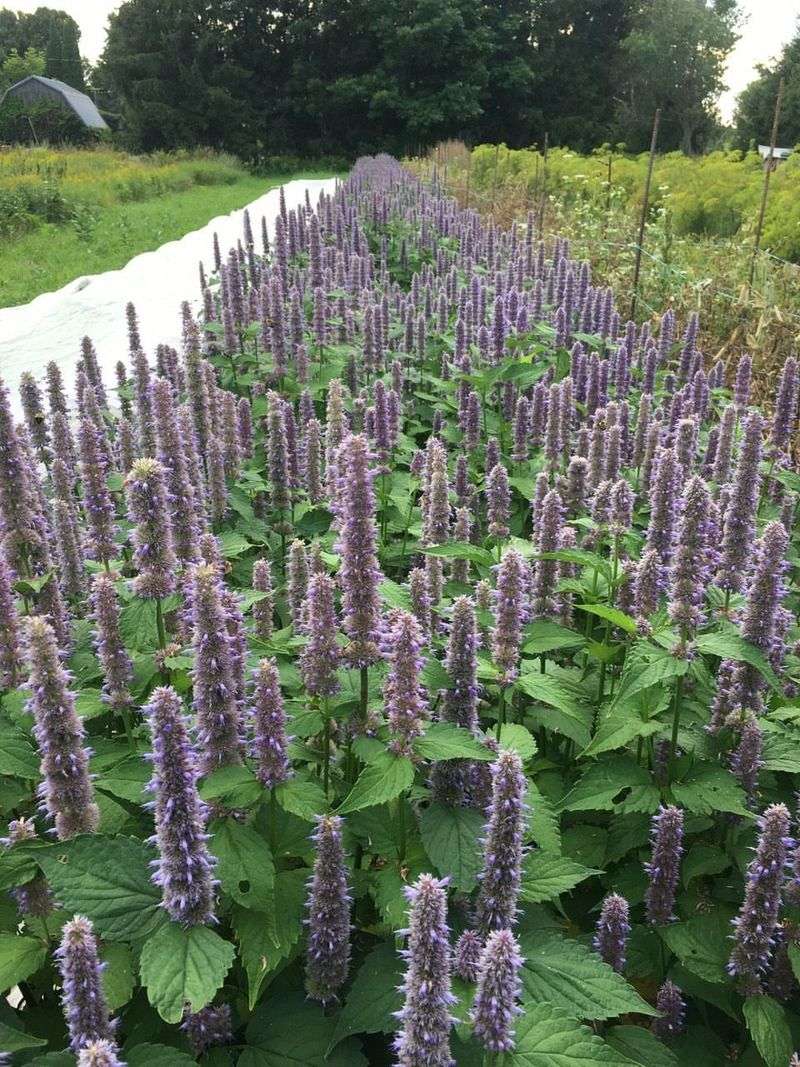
[0,147,333,306]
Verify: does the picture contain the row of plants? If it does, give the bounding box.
[1,155,800,1065]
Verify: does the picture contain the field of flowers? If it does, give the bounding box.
[1,154,800,1066]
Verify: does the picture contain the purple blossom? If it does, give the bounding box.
[91,574,133,713]
[251,558,274,641]
[145,686,216,925]
[27,617,99,839]
[181,1004,232,1056]
[0,556,23,689]
[486,463,510,540]
[394,874,455,1067]
[383,609,429,756]
[531,488,564,619]
[56,916,117,1053]
[651,980,686,1039]
[300,573,341,698]
[453,929,484,982]
[491,549,529,685]
[78,417,117,566]
[718,411,763,594]
[475,750,526,934]
[644,805,684,925]
[593,893,630,973]
[126,457,177,600]
[729,803,793,995]
[251,657,292,788]
[305,815,352,1005]
[668,476,713,636]
[644,447,680,590]
[471,929,523,1054]
[77,1040,125,1067]
[153,378,201,563]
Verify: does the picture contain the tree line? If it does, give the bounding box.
[0,6,84,91]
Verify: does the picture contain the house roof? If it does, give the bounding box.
[1,75,109,129]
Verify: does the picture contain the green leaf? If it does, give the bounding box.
[527,782,561,854]
[0,729,40,779]
[96,754,150,803]
[605,1025,678,1067]
[519,933,656,1020]
[0,1019,48,1052]
[671,765,752,819]
[139,923,235,1024]
[379,579,412,610]
[576,603,638,635]
[523,621,587,655]
[210,819,275,911]
[422,542,493,566]
[512,1001,639,1065]
[419,803,485,893]
[612,646,689,708]
[275,778,328,822]
[232,870,306,1010]
[558,756,650,813]
[119,597,160,651]
[200,764,261,804]
[742,995,793,1067]
[101,943,135,1012]
[38,835,163,941]
[520,853,600,903]
[329,943,403,1048]
[0,933,47,990]
[694,628,780,690]
[243,992,367,1066]
[218,531,252,558]
[413,723,495,761]
[125,1044,197,1067]
[682,844,730,888]
[517,671,593,747]
[495,723,537,760]
[659,911,733,983]
[337,752,414,814]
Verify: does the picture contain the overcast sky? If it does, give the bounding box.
[8,0,800,124]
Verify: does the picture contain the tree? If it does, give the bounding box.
[614,0,739,154]
[0,47,45,91]
[44,16,85,89]
[734,22,800,149]
[474,0,537,147]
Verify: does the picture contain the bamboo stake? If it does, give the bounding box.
[748,78,784,293]
[630,109,661,320]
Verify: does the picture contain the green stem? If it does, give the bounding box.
[155,598,167,650]
[322,701,331,803]
[495,686,506,743]
[668,674,684,776]
[360,666,369,729]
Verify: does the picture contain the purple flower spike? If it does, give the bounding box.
[56,916,117,1053]
[27,617,99,839]
[728,803,793,995]
[651,980,686,1039]
[145,686,216,926]
[729,716,763,807]
[384,609,429,756]
[593,893,630,973]
[91,574,133,713]
[531,488,564,620]
[78,417,117,566]
[718,411,763,595]
[251,658,292,788]
[126,457,177,600]
[394,874,456,1067]
[301,573,341,699]
[77,1040,125,1067]
[475,751,527,935]
[251,558,274,641]
[335,434,383,668]
[191,564,244,773]
[644,448,680,589]
[491,549,529,686]
[153,378,201,563]
[0,556,24,689]
[181,1004,232,1056]
[486,463,510,540]
[305,815,352,1005]
[471,929,523,1054]
[644,805,684,925]
[668,476,713,636]
[453,930,484,982]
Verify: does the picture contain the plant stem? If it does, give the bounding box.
[668,674,684,776]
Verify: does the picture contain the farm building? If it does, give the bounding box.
[0,75,108,130]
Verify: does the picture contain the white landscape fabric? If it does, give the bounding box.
[0,177,338,416]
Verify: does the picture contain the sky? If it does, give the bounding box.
[6,0,800,124]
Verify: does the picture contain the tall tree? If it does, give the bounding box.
[475,0,537,147]
[735,22,800,149]
[614,0,739,153]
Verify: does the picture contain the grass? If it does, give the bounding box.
[0,146,337,307]
[0,172,330,307]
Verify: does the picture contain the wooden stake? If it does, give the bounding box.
[748,77,785,292]
[630,109,660,320]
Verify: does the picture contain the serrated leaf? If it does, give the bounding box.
[605,1025,677,1067]
[329,943,403,1049]
[520,853,600,903]
[682,844,730,887]
[200,764,261,803]
[243,992,367,1066]
[379,579,412,610]
[0,1019,48,1052]
[96,754,150,803]
[0,933,47,990]
[527,782,561,853]
[210,818,275,911]
[413,722,495,761]
[671,765,751,818]
[495,723,537,760]
[517,671,593,747]
[232,869,306,1009]
[218,531,252,558]
[422,542,493,565]
[512,1000,639,1065]
[519,933,656,1020]
[523,621,586,655]
[659,911,733,983]
[577,604,638,635]
[558,756,649,812]
[337,752,414,814]
[419,803,484,893]
[38,835,163,941]
[0,729,40,779]
[139,923,235,1024]
[743,995,793,1067]
[275,778,327,822]
[119,597,160,652]
[695,628,779,690]
[101,943,135,1012]
[126,1044,196,1067]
